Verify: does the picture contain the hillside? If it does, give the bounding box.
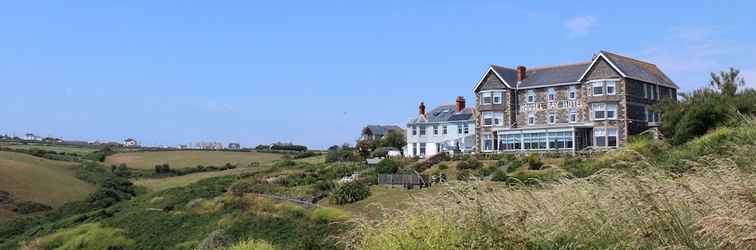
[105,150,282,169]
[0,151,97,220]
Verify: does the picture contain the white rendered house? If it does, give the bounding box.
[405,97,476,158]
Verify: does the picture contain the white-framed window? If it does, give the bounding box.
[607,128,618,147]
[548,112,556,124]
[527,90,535,103]
[493,91,503,104]
[547,88,556,101]
[494,112,504,126]
[442,125,447,134]
[606,103,617,120]
[592,103,606,120]
[483,134,493,151]
[411,126,417,135]
[483,112,493,127]
[481,92,492,105]
[606,81,616,95]
[433,125,438,135]
[594,128,606,147]
[527,113,535,126]
[457,124,463,134]
[419,125,426,135]
[419,143,426,156]
[463,123,470,134]
[643,83,649,99]
[412,143,417,156]
[569,86,577,100]
[592,82,604,96]
[569,110,577,123]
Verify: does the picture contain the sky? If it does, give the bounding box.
[1,1,755,149]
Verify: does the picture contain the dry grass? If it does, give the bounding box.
[352,156,756,249]
[133,166,267,191]
[0,151,96,209]
[105,150,282,169]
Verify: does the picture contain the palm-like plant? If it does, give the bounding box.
[709,67,745,97]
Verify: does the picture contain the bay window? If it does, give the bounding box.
[493,91,503,104]
[494,112,504,126]
[592,103,606,120]
[592,82,604,96]
[606,81,616,95]
[483,112,493,126]
[606,103,617,119]
[481,92,492,104]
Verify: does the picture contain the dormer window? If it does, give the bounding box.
[547,88,556,101]
[527,90,535,103]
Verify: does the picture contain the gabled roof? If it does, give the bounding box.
[409,105,475,124]
[364,125,403,136]
[598,51,678,88]
[472,65,516,91]
[517,62,591,88]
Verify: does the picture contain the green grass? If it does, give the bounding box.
[105,150,282,170]
[133,166,269,191]
[0,151,96,211]
[0,142,98,155]
[320,185,446,221]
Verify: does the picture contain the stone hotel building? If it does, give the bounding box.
[472,51,678,153]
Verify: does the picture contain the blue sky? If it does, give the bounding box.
[1,1,755,149]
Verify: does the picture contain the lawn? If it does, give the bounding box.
[0,143,98,155]
[320,185,447,221]
[0,151,96,209]
[105,150,282,169]
[133,166,268,191]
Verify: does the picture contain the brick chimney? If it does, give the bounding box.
[455,96,465,112]
[516,65,527,82]
[418,102,426,116]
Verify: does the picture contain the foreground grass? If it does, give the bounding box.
[0,152,96,208]
[105,150,282,169]
[320,185,446,221]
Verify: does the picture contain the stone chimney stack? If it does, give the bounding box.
[418,102,426,116]
[516,65,527,82]
[455,96,465,112]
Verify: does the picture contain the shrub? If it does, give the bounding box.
[308,207,350,223]
[330,181,370,205]
[197,229,231,250]
[456,159,482,170]
[456,169,472,181]
[221,239,276,250]
[154,163,172,174]
[491,170,509,182]
[314,181,336,192]
[437,163,448,170]
[375,159,400,174]
[12,201,52,214]
[478,165,497,178]
[25,223,134,250]
[111,163,131,177]
[527,152,543,170]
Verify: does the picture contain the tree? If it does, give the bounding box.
[380,130,407,150]
[710,67,745,97]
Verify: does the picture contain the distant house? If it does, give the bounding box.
[124,138,139,147]
[405,97,476,158]
[194,141,224,150]
[24,133,42,141]
[360,125,403,141]
[228,143,241,150]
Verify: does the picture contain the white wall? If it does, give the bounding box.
[405,121,475,158]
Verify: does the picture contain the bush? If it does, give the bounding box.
[491,170,509,182]
[375,159,400,174]
[12,201,52,214]
[527,153,543,170]
[437,163,448,170]
[221,239,276,250]
[456,169,472,181]
[314,181,336,192]
[24,223,134,250]
[456,159,482,170]
[330,181,370,205]
[478,165,497,178]
[308,207,350,223]
[197,229,231,250]
[154,163,171,174]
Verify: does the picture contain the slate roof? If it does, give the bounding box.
[482,50,677,90]
[601,51,678,89]
[364,125,403,136]
[409,105,475,124]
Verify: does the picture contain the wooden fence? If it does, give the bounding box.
[378,174,430,188]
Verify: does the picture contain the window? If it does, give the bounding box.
[481,92,492,105]
[569,86,577,99]
[501,134,521,150]
[483,112,493,126]
[607,128,618,147]
[523,132,547,149]
[569,110,577,123]
[411,126,417,135]
[493,92,503,104]
[592,82,604,96]
[644,106,649,122]
[594,128,606,147]
[548,88,556,101]
[483,134,493,151]
[606,81,616,95]
[528,113,535,126]
[654,112,660,123]
[548,112,556,124]
[494,112,504,126]
[606,103,617,119]
[643,83,649,99]
[419,126,426,135]
[433,125,438,135]
[412,143,417,156]
[463,123,469,134]
[527,90,535,103]
[548,132,574,149]
[457,124,462,134]
[592,103,606,120]
[442,125,447,135]
[419,143,426,156]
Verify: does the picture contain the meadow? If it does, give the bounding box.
[0,151,97,220]
[0,142,98,155]
[105,150,282,169]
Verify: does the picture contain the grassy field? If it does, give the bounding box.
[0,142,98,155]
[0,152,96,214]
[105,150,282,169]
[320,185,446,221]
[133,167,268,191]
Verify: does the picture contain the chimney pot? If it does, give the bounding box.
[455,96,465,112]
[516,65,527,81]
[419,102,426,116]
